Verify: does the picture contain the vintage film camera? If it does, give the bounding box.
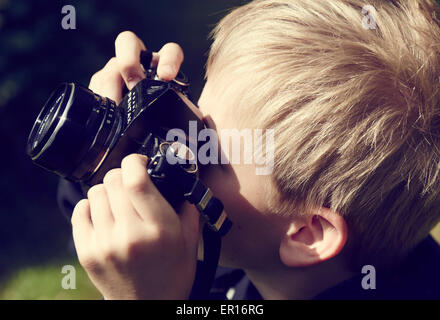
[26,51,231,236]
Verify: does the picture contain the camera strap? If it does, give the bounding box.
[183,177,232,299]
[189,225,222,299]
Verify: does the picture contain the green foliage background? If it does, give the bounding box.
[0,0,246,299]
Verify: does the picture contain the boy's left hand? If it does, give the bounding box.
[71,154,200,299]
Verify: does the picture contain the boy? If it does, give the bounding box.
[60,0,440,299]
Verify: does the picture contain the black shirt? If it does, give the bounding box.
[209,236,440,300]
[58,178,440,300]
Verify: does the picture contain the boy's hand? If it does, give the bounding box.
[88,30,184,104]
[71,31,199,299]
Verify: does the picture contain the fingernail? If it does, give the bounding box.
[161,65,176,78]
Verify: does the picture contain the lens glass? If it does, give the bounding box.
[33,91,65,149]
[28,86,67,157]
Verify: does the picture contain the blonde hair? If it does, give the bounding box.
[206,0,440,269]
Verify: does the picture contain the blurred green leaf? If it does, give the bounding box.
[0,260,101,300]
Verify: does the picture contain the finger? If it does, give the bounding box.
[157,42,184,81]
[179,203,200,254]
[87,184,115,242]
[151,52,160,68]
[102,168,142,222]
[120,154,179,227]
[89,58,125,104]
[138,38,147,51]
[71,199,94,253]
[114,31,146,90]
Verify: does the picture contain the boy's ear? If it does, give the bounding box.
[279,207,348,267]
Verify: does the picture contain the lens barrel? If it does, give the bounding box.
[26,83,119,181]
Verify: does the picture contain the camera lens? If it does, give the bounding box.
[27,83,120,181]
[35,90,65,148]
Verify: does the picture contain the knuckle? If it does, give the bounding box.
[145,225,171,248]
[87,184,105,199]
[100,246,119,263]
[103,58,121,77]
[117,62,133,74]
[78,252,100,272]
[103,168,122,186]
[124,173,148,194]
[118,63,141,80]
[89,58,120,89]
[124,238,142,259]
[71,199,89,224]
[123,234,150,260]
[146,225,162,241]
[101,57,119,73]
[119,227,175,262]
[106,70,122,84]
[144,227,178,256]
[119,226,162,258]
[107,57,118,67]
[89,71,102,87]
